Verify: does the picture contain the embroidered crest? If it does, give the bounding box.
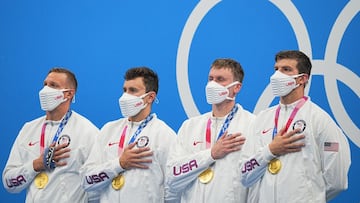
[292,120,306,133]
[136,136,149,148]
[58,134,71,147]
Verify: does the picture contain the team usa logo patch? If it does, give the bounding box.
[292,120,306,133]
[58,134,71,147]
[136,136,149,148]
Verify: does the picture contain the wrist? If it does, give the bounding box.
[33,158,44,172]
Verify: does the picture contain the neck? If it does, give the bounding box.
[212,100,235,117]
[45,104,70,121]
[280,87,305,105]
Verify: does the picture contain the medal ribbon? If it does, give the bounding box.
[117,113,154,155]
[205,104,239,149]
[40,109,73,153]
[272,97,308,138]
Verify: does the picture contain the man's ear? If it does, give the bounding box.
[147,91,156,103]
[65,89,75,101]
[234,82,242,94]
[299,74,309,86]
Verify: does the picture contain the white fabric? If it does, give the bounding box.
[2,111,99,203]
[165,104,255,203]
[80,114,176,203]
[270,71,302,97]
[38,86,68,111]
[118,92,148,117]
[240,97,351,203]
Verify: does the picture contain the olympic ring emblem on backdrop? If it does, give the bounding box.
[176,0,360,147]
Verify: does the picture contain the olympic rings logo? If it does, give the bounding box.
[176,0,360,147]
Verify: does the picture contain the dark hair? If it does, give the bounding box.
[49,67,78,92]
[211,58,244,83]
[124,67,159,94]
[275,50,312,76]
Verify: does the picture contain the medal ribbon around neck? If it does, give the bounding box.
[205,104,239,148]
[272,97,308,138]
[117,113,154,155]
[40,109,72,153]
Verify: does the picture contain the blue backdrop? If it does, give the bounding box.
[1,0,359,202]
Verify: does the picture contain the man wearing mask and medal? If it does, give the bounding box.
[2,68,100,203]
[80,67,176,202]
[240,50,351,203]
[165,58,255,203]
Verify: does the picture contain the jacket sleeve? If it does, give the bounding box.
[319,117,351,201]
[2,125,39,193]
[79,132,125,192]
[164,122,215,201]
[240,121,276,187]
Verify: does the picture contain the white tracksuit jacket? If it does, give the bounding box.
[240,98,351,203]
[80,114,176,203]
[165,104,255,203]
[2,111,99,203]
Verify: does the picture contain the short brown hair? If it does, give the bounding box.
[211,58,244,82]
[124,67,159,94]
[49,67,78,92]
[275,50,312,76]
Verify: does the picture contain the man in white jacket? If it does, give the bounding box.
[166,58,255,203]
[80,67,176,203]
[2,68,99,203]
[240,50,351,203]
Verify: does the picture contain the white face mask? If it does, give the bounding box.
[118,92,149,117]
[205,81,239,104]
[270,71,304,97]
[39,86,68,112]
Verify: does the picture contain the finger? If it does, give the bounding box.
[220,131,229,140]
[224,133,240,140]
[133,147,151,153]
[137,151,153,158]
[236,139,246,146]
[134,158,152,163]
[223,145,241,154]
[286,141,305,150]
[54,148,71,156]
[235,135,246,142]
[289,134,305,143]
[285,128,301,138]
[227,136,245,146]
[229,138,245,146]
[231,132,242,138]
[56,142,69,149]
[278,126,287,136]
[126,142,137,150]
[53,153,71,161]
[222,141,240,150]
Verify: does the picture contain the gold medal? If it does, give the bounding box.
[268,158,282,174]
[198,168,214,184]
[34,172,48,189]
[112,174,125,190]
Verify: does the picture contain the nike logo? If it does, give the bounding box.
[262,128,272,134]
[193,141,203,146]
[28,141,39,146]
[108,142,119,146]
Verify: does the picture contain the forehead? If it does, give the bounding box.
[123,77,145,89]
[44,72,68,86]
[275,59,298,70]
[208,67,233,78]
